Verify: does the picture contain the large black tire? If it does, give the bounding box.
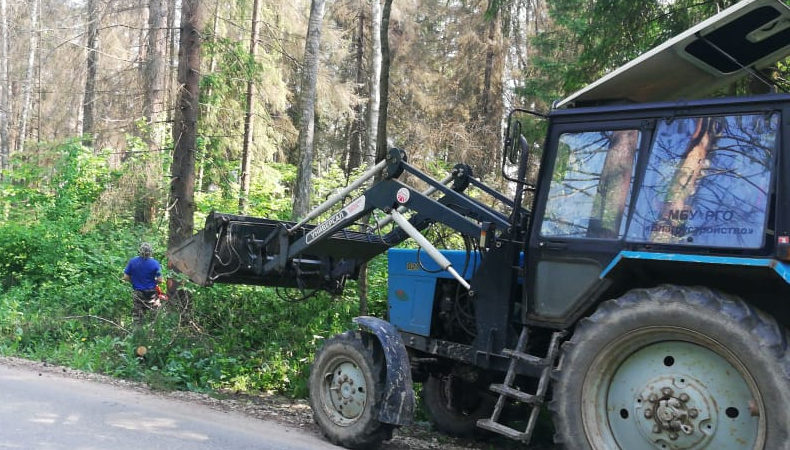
[309,331,393,449]
[422,373,494,437]
[551,285,790,450]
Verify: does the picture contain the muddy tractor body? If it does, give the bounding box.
[170,1,790,448]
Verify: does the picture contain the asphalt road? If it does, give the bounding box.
[0,363,340,449]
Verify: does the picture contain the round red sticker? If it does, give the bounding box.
[396,188,410,204]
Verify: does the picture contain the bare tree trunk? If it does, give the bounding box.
[374,0,392,163]
[365,0,381,166]
[17,0,39,153]
[292,0,326,220]
[144,0,166,134]
[166,0,177,125]
[479,0,499,120]
[167,0,204,307]
[0,0,9,177]
[138,5,150,74]
[358,0,393,317]
[239,0,261,213]
[82,0,98,148]
[478,0,503,119]
[197,0,221,193]
[130,0,168,224]
[346,9,364,174]
[479,0,504,173]
[168,0,203,249]
[207,0,220,77]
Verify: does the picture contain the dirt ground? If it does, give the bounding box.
[0,356,554,449]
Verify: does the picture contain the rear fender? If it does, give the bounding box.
[353,316,415,426]
[598,251,790,330]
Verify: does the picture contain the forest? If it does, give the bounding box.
[0,0,786,401]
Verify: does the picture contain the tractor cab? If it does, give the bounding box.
[517,0,790,329]
[388,0,790,446]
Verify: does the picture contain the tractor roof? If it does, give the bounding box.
[556,0,790,108]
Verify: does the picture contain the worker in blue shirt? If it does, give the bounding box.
[123,242,164,323]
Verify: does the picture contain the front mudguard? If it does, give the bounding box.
[353,316,415,426]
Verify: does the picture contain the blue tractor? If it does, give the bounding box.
[170,1,790,448]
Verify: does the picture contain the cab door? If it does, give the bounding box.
[526,119,650,326]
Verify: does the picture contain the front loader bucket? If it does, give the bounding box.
[168,229,215,286]
[166,211,390,290]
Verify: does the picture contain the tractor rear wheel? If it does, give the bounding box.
[551,285,790,449]
[422,373,493,437]
[309,331,393,449]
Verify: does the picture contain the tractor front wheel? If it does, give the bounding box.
[309,331,393,449]
[552,285,790,449]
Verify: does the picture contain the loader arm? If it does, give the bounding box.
[169,148,520,293]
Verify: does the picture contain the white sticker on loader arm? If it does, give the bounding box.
[305,196,366,244]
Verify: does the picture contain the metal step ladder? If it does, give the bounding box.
[477,327,566,442]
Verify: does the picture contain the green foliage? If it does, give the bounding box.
[1,140,115,224]
[0,150,391,399]
[0,224,41,288]
[195,163,296,222]
[525,0,745,107]
[0,218,380,397]
[198,19,293,207]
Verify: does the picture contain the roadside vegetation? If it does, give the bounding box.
[0,140,391,398]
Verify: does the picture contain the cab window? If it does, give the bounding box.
[541,129,641,239]
[626,113,778,248]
